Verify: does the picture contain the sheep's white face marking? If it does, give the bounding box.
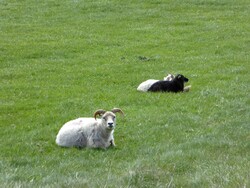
[102,112,116,130]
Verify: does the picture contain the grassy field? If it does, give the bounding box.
[0,0,249,187]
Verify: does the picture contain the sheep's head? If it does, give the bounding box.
[94,108,124,130]
[164,74,174,81]
[176,74,189,83]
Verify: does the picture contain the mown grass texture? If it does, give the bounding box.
[0,0,249,187]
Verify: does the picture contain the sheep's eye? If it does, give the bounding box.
[103,117,106,121]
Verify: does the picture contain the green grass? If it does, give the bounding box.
[0,0,249,187]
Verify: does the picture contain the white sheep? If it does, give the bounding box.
[137,74,174,92]
[56,108,124,149]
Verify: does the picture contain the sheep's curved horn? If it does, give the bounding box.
[111,108,124,116]
[94,109,106,120]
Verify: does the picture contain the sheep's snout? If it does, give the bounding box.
[177,74,189,82]
[108,122,114,129]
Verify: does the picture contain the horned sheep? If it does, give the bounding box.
[56,108,124,149]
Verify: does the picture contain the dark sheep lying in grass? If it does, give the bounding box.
[137,74,174,92]
[148,74,189,93]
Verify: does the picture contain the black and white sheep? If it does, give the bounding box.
[137,74,174,92]
[148,74,189,92]
[56,108,124,149]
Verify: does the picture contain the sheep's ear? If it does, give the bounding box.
[94,110,106,120]
[111,108,124,116]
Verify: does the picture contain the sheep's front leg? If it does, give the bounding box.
[110,139,115,147]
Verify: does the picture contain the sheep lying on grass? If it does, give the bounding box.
[148,74,189,93]
[137,74,174,92]
[56,108,124,149]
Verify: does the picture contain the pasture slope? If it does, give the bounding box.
[0,0,249,187]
